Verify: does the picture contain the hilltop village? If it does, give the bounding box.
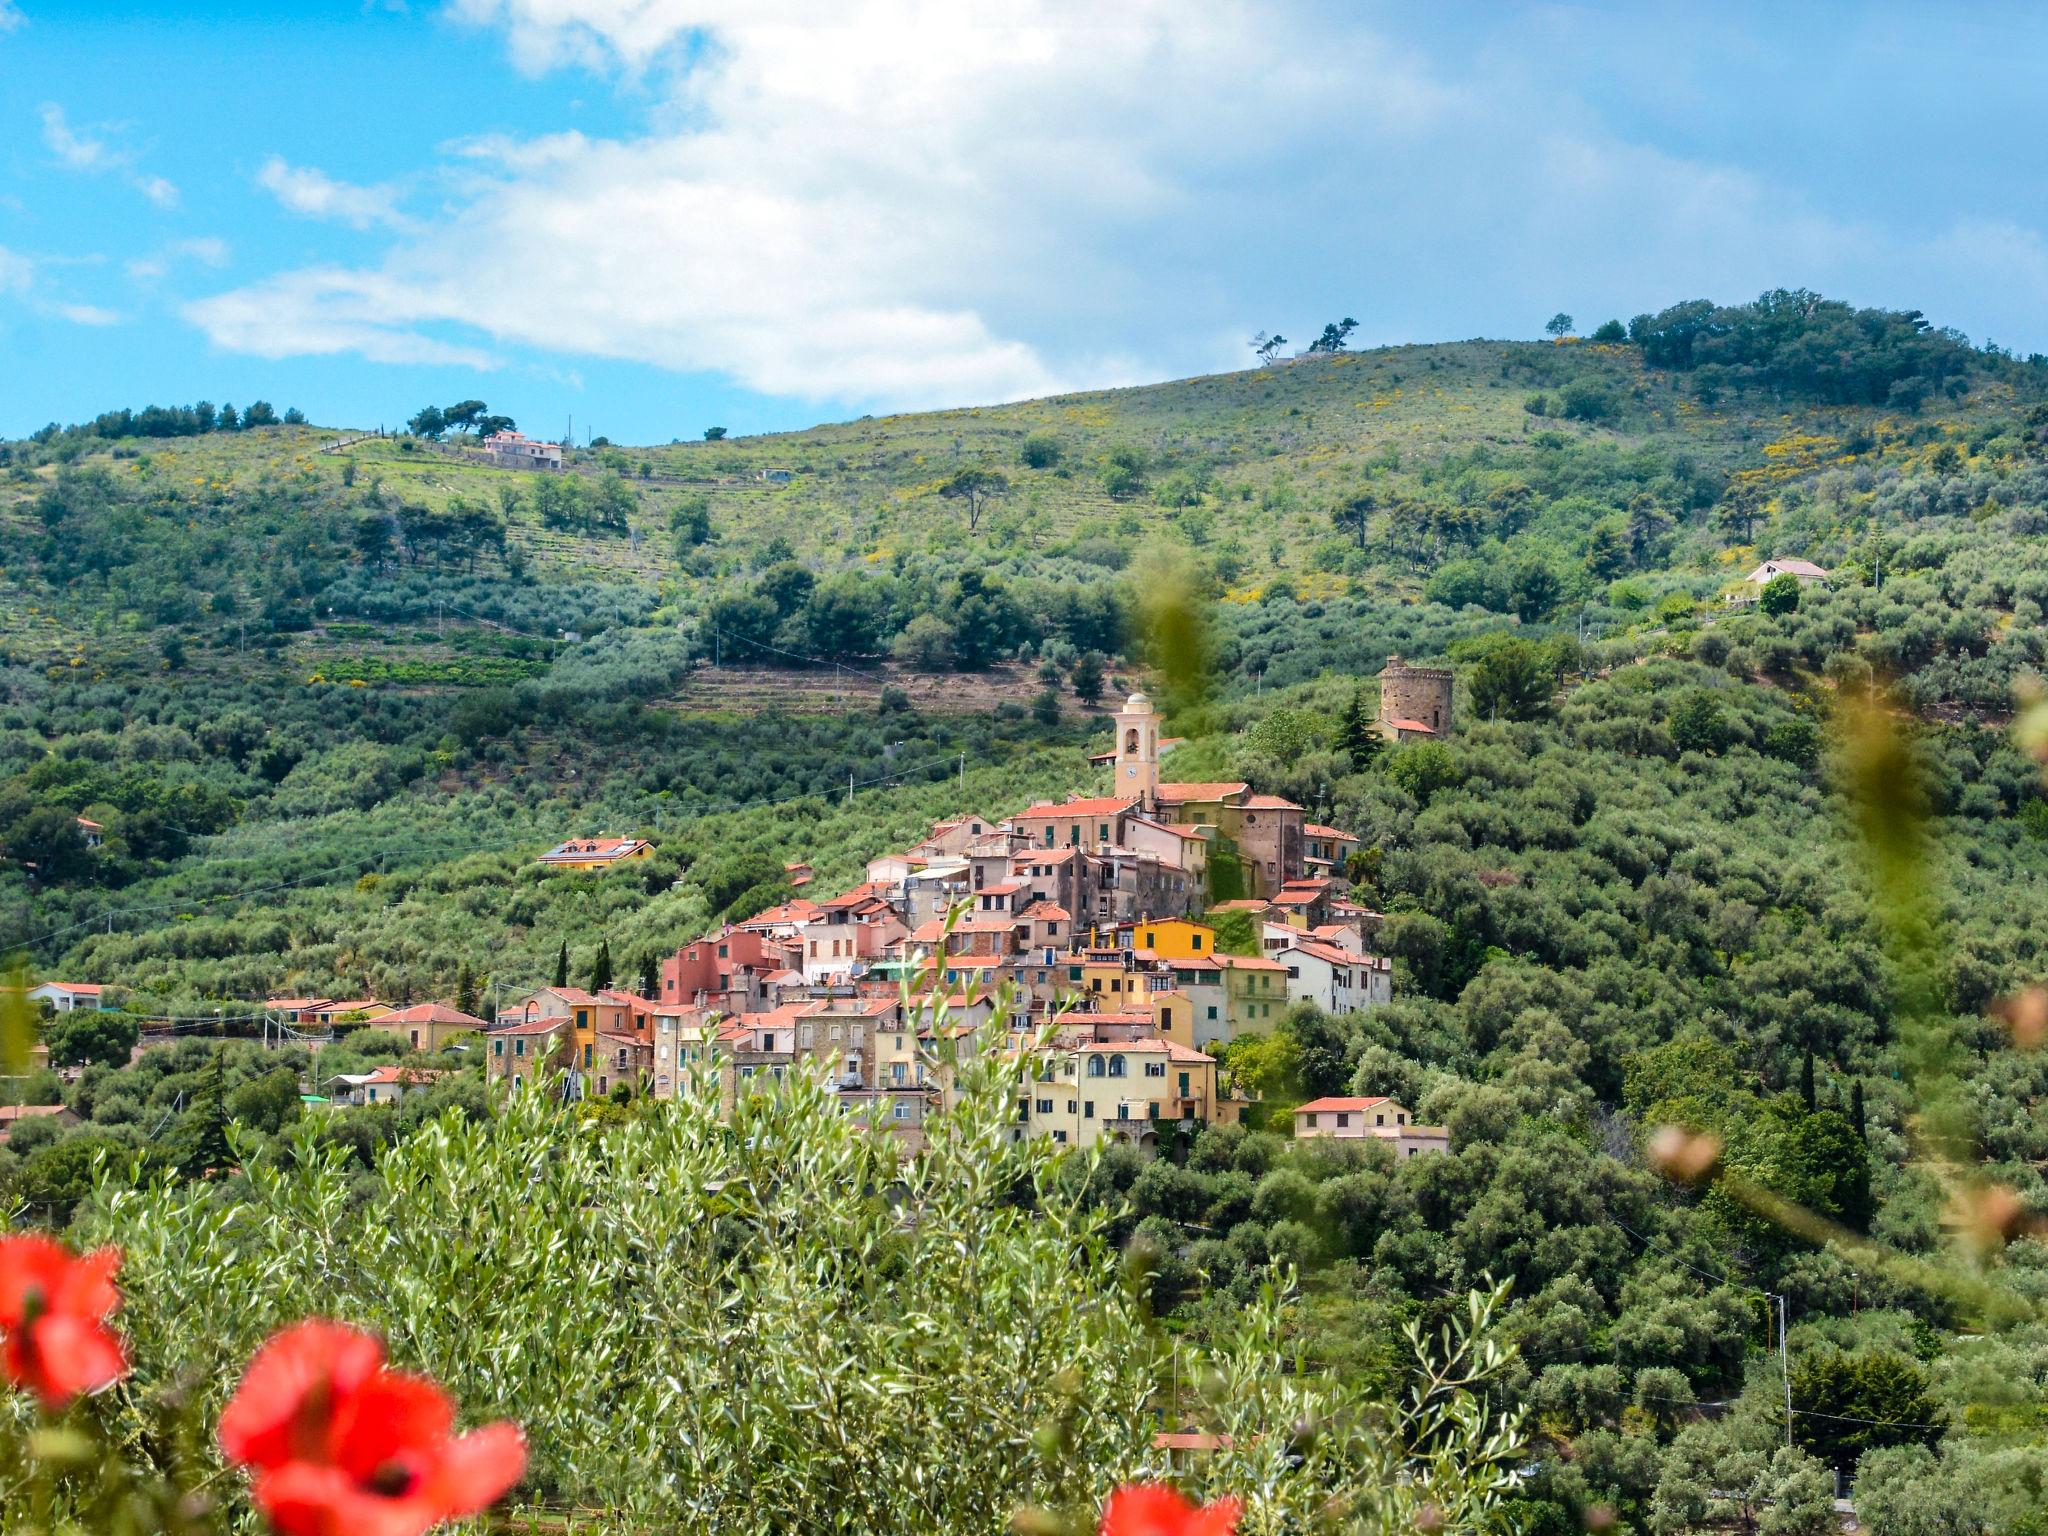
[480,675,1448,1154]
[29,673,1459,1158]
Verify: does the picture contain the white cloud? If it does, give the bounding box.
[186,267,500,368]
[256,156,404,229]
[127,236,231,283]
[39,103,180,207]
[0,3,25,34]
[186,1,2048,409]
[175,235,231,268]
[40,102,114,171]
[196,1,1437,406]
[0,245,128,328]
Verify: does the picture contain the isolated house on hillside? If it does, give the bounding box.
[540,837,652,871]
[1292,1096,1446,1157]
[28,982,107,1013]
[482,431,563,469]
[1744,557,1829,588]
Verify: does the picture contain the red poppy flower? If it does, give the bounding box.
[1101,1483,1244,1536]
[0,1233,129,1410]
[219,1320,525,1536]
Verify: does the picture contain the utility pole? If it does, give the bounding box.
[1778,1292,1793,1448]
[958,752,966,791]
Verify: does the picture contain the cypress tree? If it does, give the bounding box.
[1851,1079,1867,1139]
[1338,687,1381,771]
[179,1047,235,1178]
[554,941,569,989]
[1800,1047,1817,1112]
[639,953,660,1000]
[455,961,478,1018]
[589,938,613,994]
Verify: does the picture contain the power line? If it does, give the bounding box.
[700,624,887,682]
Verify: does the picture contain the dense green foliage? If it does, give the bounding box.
[3,1050,1529,1535]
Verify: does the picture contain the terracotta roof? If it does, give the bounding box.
[1385,719,1437,734]
[37,981,104,995]
[1213,954,1286,971]
[1281,939,1362,967]
[1019,901,1071,920]
[1129,818,1208,841]
[740,898,824,926]
[1208,899,1273,912]
[492,1017,568,1037]
[1270,890,1320,907]
[0,1104,74,1124]
[348,1064,448,1086]
[1153,782,1249,802]
[377,1003,489,1027]
[1305,824,1358,841]
[1009,796,1139,820]
[821,881,895,910]
[1074,1039,1214,1062]
[1242,793,1303,810]
[1750,557,1828,579]
[1295,1096,1391,1114]
[266,997,330,1011]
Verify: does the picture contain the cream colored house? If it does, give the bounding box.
[1292,1096,1447,1158]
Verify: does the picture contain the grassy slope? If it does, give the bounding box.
[1,336,2035,1002]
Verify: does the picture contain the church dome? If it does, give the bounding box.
[1124,691,1152,713]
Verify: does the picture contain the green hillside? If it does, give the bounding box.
[10,292,2048,1529]
[3,290,2047,1007]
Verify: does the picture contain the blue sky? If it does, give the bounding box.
[5,1,2048,444]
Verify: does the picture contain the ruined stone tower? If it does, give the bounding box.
[1376,655,1454,738]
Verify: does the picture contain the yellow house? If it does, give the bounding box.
[1081,955,1150,1007]
[1014,1038,1238,1149]
[1133,918,1217,960]
[539,837,653,871]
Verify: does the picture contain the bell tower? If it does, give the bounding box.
[1115,691,1160,812]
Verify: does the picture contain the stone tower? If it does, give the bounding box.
[1377,655,1454,736]
[1114,691,1161,810]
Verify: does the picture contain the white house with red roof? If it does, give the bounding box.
[482,430,563,469]
[1744,557,1829,588]
[28,981,108,1013]
[333,1063,447,1107]
[1274,938,1391,1015]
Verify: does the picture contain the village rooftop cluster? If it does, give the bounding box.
[39,681,1465,1154]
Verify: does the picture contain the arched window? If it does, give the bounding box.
[1086,1056,1105,1078]
[1125,729,1139,753]
[1108,1055,1127,1078]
